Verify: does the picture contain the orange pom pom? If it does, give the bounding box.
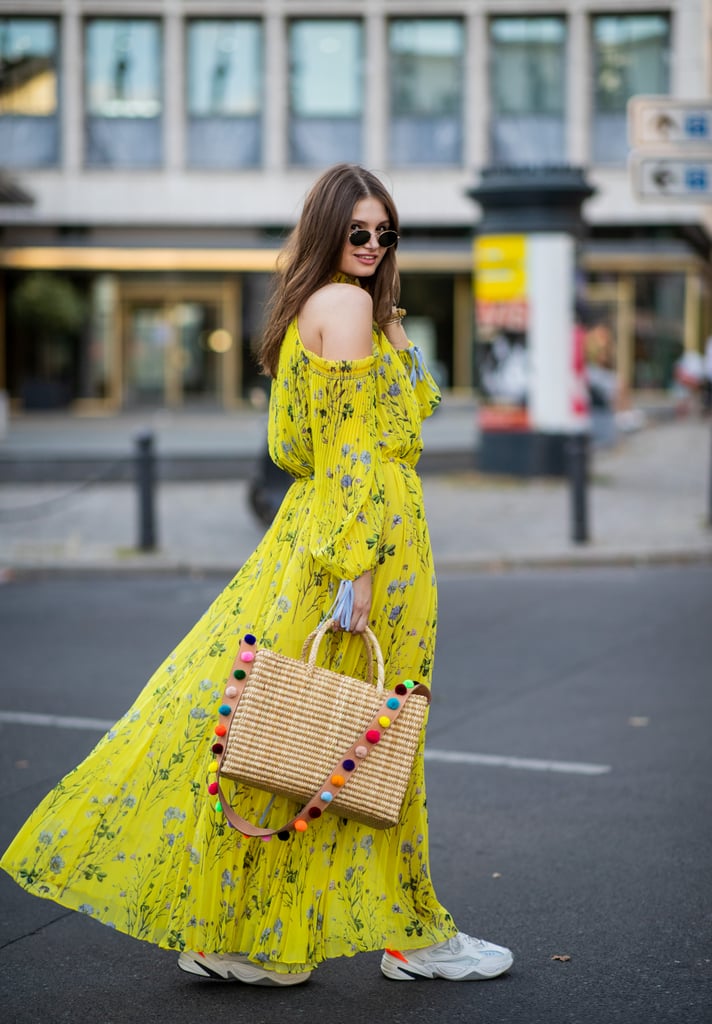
[330,774,345,787]
[294,819,308,832]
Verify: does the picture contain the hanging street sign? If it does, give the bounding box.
[628,97,712,148]
[631,155,712,200]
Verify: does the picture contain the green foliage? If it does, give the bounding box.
[11,272,85,340]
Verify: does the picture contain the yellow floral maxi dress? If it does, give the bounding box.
[0,316,458,975]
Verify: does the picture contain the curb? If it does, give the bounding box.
[4,546,711,581]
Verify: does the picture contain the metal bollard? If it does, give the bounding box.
[567,433,590,544]
[135,430,158,551]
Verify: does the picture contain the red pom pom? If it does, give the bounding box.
[207,781,219,795]
[366,729,381,744]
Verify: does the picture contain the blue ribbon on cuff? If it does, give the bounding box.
[325,579,354,630]
[408,345,426,387]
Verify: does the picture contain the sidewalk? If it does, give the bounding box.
[0,404,710,574]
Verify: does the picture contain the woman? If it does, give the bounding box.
[0,164,512,986]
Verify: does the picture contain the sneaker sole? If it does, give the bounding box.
[178,954,311,986]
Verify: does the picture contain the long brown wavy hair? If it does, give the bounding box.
[257,164,401,377]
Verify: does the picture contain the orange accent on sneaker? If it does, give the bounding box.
[385,949,409,963]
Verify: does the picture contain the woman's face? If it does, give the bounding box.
[338,197,392,280]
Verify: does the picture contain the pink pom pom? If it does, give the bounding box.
[240,650,255,663]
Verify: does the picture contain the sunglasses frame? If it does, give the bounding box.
[348,228,399,249]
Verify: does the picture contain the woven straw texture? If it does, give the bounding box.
[221,648,429,829]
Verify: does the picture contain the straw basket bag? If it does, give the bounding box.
[207,619,431,838]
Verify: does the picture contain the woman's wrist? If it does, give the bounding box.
[383,321,410,350]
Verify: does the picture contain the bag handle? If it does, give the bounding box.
[300,618,384,694]
[209,622,430,839]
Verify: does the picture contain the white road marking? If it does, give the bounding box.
[0,710,611,776]
[425,748,611,776]
[0,710,115,731]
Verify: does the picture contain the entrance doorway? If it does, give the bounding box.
[120,281,240,408]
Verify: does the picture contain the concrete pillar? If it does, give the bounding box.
[264,13,287,170]
[62,1,82,172]
[164,6,183,172]
[567,9,589,166]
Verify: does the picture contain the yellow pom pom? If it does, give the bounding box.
[378,715,391,728]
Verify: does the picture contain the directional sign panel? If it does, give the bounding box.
[628,96,712,148]
[631,155,712,201]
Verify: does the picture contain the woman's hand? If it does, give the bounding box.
[349,571,372,633]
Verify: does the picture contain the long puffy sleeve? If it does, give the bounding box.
[307,353,385,583]
[394,342,441,421]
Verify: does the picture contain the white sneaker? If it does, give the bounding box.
[178,951,312,986]
[381,932,513,981]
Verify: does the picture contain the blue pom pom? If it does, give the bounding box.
[218,704,231,716]
[320,791,333,803]
[386,697,400,710]
[342,759,356,772]
[244,633,257,645]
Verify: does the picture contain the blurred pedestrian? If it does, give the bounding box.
[674,347,704,413]
[0,164,512,986]
[702,335,712,415]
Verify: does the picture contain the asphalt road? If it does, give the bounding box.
[1,567,711,1024]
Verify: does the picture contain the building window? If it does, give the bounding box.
[0,17,59,167]
[289,19,363,166]
[85,19,162,168]
[186,20,262,169]
[388,19,463,167]
[489,17,566,165]
[592,14,670,166]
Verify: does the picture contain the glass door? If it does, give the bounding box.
[125,303,173,405]
[122,284,237,408]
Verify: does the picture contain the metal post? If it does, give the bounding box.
[567,433,589,544]
[135,430,157,551]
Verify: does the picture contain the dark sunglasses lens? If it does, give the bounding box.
[348,229,399,248]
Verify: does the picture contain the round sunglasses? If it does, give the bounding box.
[348,228,399,249]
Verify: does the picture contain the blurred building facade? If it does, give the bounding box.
[0,0,710,411]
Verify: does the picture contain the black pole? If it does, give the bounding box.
[135,430,157,551]
[708,421,712,528]
[567,433,589,544]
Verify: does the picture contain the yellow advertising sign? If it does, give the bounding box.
[473,234,528,302]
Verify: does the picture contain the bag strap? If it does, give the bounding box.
[209,623,430,839]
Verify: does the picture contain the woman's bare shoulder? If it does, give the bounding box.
[304,281,373,318]
[299,283,374,360]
